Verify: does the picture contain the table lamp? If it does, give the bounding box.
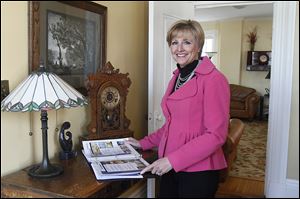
[1,64,88,178]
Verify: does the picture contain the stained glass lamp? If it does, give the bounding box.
[1,64,88,178]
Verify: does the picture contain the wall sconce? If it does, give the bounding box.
[1,64,88,178]
[205,52,218,59]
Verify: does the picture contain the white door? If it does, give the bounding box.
[147,2,194,197]
[148,1,194,135]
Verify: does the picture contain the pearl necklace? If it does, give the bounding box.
[174,69,196,91]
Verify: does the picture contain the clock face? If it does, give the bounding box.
[100,86,120,109]
[259,54,269,65]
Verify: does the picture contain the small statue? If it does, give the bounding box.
[59,121,77,160]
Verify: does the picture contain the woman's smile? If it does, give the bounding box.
[170,32,199,68]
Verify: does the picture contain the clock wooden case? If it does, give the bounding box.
[84,62,133,140]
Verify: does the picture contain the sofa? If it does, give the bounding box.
[220,118,245,182]
[229,84,260,121]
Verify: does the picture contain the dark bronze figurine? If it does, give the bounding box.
[59,121,77,160]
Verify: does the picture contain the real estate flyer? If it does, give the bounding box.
[82,138,149,180]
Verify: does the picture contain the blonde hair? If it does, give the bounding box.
[166,19,205,55]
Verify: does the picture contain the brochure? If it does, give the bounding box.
[82,138,149,180]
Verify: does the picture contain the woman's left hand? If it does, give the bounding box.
[140,157,172,176]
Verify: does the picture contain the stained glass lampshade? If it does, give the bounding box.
[1,65,88,178]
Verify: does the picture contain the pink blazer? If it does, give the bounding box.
[140,56,230,172]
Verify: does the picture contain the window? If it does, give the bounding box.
[202,30,218,63]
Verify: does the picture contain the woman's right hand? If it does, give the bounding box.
[125,137,142,149]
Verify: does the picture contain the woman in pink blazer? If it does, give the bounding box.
[127,19,230,198]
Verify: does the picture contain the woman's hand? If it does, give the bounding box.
[140,157,172,176]
[125,137,142,149]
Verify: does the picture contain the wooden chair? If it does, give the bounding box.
[219,118,245,182]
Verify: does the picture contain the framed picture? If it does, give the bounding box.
[29,1,107,96]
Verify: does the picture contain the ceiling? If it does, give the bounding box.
[194,3,273,22]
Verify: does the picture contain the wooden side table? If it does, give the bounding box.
[1,150,157,198]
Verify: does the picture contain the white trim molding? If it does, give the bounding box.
[193,1,273,9]
[265,1,298,198]
[148,1,154,134]
[147,179,156,198]
[286,179,299,198]
[267,179,299,198]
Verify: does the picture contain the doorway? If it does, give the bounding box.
[196,3,272,195]
[148,2,297,197]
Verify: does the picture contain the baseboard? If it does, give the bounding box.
[267,178,299,198]
[286,179,299,198]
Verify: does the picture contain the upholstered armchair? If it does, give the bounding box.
[229,84,260,121]
[220,118,245,182]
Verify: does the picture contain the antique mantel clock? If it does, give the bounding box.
[84,62,133,140]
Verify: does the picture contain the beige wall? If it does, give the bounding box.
[202,18,272,94]
[202,20,244,84]
[240,18,272,95]
[218,19,243,84]
[1,1,148,176]
[96,1,148,141]
[200,22,220,67]
[287,3,299,180]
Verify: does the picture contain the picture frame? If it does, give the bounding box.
[28,1,107,96]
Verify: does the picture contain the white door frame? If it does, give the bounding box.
[147,3,154,197]
[264,2,297,197]
[148,1,298,197]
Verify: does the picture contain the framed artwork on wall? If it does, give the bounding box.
[28,1,107,96]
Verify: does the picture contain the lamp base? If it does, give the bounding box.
[28,163,63,178]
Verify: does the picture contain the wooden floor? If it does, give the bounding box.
[216,176,265,198]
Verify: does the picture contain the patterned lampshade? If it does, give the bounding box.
[1,71,88,112]
[1,66,88,178]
